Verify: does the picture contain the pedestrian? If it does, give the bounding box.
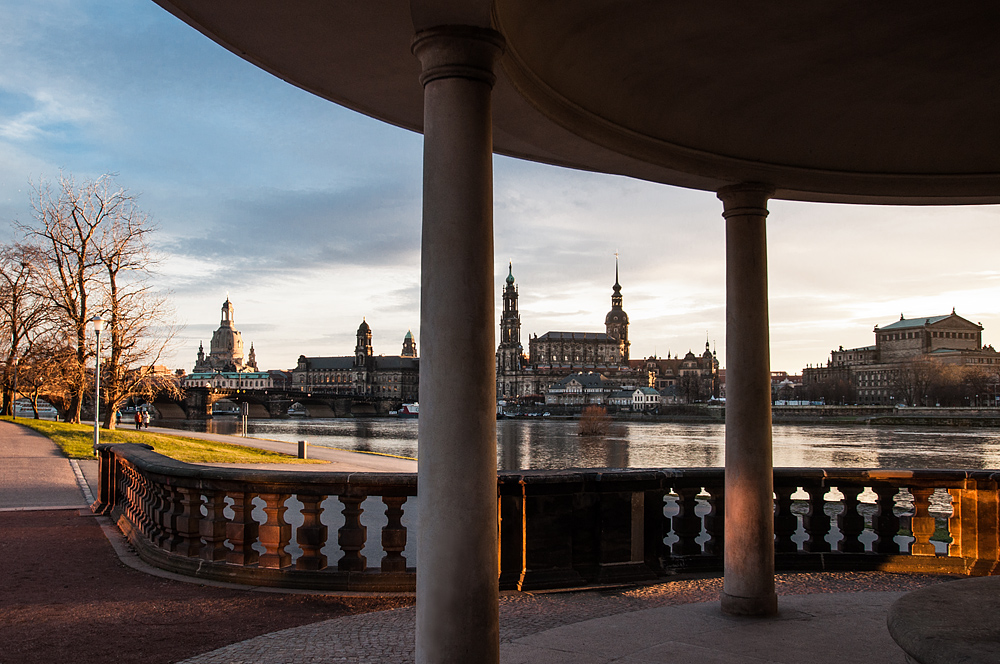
[142,410,150,429]
[134,410,142,430]
[115,410,121,426]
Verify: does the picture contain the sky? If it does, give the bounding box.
[3,1,1000,375]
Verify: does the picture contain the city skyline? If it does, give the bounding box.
[3,0,1000,375]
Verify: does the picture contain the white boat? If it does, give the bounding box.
[398,402,419,418]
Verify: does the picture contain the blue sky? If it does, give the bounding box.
[3,0,1000,375]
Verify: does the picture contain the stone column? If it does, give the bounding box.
[718,183,778,617]
[412,26,504,664]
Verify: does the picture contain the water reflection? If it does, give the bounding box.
[158,417,1000,471]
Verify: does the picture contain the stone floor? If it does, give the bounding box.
[181,572,950,664]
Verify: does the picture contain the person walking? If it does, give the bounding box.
[142,410,150,429]
[134,410,142,431]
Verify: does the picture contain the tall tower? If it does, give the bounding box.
[207,297,245,370]
[401,330,418,357]
[355,319,373,367]
[605,257,630,362]
[496,263,524,396]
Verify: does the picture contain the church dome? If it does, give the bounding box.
[605,309,629,325]
[358,319,371,333]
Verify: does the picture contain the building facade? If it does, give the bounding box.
[496,263,648,404]
[803,311,1000,405]
[629,343,720,404]
[293,320,419,402]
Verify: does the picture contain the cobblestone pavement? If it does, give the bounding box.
[180,572,950,663]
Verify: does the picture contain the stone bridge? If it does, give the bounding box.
[152,387,405,420]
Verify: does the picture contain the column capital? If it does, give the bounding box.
[717,183,775,219]
[412,26,505,88]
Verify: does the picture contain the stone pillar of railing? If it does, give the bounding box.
[259,492,292,568]
[226,491,260,566]
[411,25,505,664]
[718,183,777,616]
[837,485,866,553]
[802,482,832,553]
[338,494,368,571]
[672,486,702,556]
[381,496,407,573]
[872,486,901,554]
[909,487,937,556]
[773,485,797,554]
[949,480,1000,574]
[297,494,329,571]
[200,489,229,562]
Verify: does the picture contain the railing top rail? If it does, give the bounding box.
[100,443,1000,493]
[99,443,418,494]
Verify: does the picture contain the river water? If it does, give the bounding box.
[158,417,1000,471]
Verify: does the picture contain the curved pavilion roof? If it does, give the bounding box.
[152,1,1000,205]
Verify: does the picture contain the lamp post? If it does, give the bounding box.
[11,356,17,422]
[90,315,104,455]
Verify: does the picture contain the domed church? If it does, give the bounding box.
[193,298,259,372]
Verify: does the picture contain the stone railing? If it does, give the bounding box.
[94,443,1000,592]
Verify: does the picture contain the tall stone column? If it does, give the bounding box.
[411,26,505,664]
[718,183,778,617]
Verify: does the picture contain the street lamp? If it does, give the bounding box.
[90,315,104,455]
[11,356,18,422]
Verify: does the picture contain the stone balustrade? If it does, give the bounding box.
[93,444,999,592]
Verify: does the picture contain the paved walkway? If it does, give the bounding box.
[0,420,942,663]
[0,421,90,510]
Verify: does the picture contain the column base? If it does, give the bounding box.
[720,591,778,617]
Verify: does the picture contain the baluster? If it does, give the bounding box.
[148,481,167,547]
[836,485,865,553]
[226,491,260,566]
[381,496,407,572]
[703,484,724,557]
[643,489,668,571]
[671,486,701,556]
[909,487,936,556]
[200,489,229,562]
[948,488,963,558]
[338,493,368,571]
[161,485,183,552]
[296,494,329,570]
[872,485,901,554]
[258,493,292,568]
[137,474,154,539]
[173,487,203,557]
[802,482,832,553]
[773,485,797,553]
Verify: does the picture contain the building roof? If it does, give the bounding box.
[537,331,612,342]
[634,387,660,396]
[880,315,954,331]
[302,357,355,370]
[553,372,609,388]
[374,356,420,370]
[150,1,1000,204]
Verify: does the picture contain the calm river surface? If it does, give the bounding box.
[158,417,1000,471]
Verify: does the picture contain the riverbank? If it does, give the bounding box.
[594,405,1000,427]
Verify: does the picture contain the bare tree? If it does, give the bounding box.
[0,244,52,414]
[16,333,76,419]
[95,202,178,429]
[18,174,178,425]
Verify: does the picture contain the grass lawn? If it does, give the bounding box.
[5,417,325,464]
